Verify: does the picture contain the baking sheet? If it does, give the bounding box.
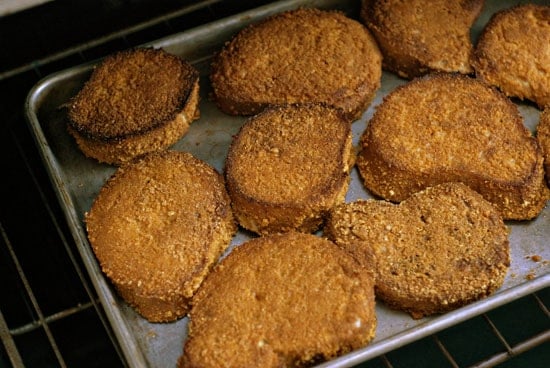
[25,0,549,367]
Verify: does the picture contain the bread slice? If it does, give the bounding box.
[472,4,550,109]
[225,103,354,235]
[536,108,550,184]
[179,231,376,367]
[357,72,549,220]
[324,182,510,319]
[68,48,200,165]
[210,7,382,120]
[360,0,483,79]
[85,151,236,322]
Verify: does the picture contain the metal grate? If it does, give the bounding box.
[0,1,548,367]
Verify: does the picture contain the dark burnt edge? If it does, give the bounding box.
[66,47,200,143]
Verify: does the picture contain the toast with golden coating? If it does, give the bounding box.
[85,151,236,322]
[179,231,376,367]
[472,4,550,109]
[225,103,354,235]
[536,108,550,184]
[325,182,510,319]
[357,73,549,220]
[68,48,200,165]
[361,0,483,79]
[210,7,382,120]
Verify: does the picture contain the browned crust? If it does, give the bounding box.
[324,182,510,319]
[472,4,550,108]
[179,232,376,367]
[537,108,550,185]
[69,48,200,140]
[225,103,354,235]
[357,73,549,220]
[68,80,200,165]
[67,48,200,165]
[361,0,484,79]
[210,7,382,120]
[85,151,236,322]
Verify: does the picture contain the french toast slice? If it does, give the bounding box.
[361,0,483,79]
[85,151,236,322]
[357,73,549,220]
[68,48,200,165]
[225,103,354,235]
[210,8,382,120]
[472,4,550,109]
[324,182,510,319]
[536,108,550,185]
[179,232,376,368]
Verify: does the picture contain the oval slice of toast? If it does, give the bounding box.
[68,48,200,164]
[179,232,376,367]
[361,0,483,78]
[325,182,510,319]
[210,8,382,120]
[472,4,550,108]
[357,72,549,220]
[225,103,353,235]
[85,151,236,322]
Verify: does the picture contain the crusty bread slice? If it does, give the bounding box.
[357,72,549,220]
[360,0,483,79]
[225,103,354,235]
[179,231,376,368]
[85,151,236,322]
[472,4,550,109]
[68,48,200,165]
[536,108,550,184]
[324,182,510,319]
[210,7,382,120]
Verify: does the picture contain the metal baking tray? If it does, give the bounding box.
[25,0,549,366]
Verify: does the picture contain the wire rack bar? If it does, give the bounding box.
[9,123,128,366]
[0,307,25,368]
[1,221,67,367]
[470,329,550,368]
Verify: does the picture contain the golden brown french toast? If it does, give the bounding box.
[85,151,236,322]
[324,182,510,319]
[225,103,354,235]
[361,0,483,79]
[179,232,376,367]
[210,7,382,120]
[357,72,549,220]
[68,48,200,164]
[472,4,550,109]
[536,108,550,184]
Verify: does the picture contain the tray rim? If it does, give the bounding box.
[24,0,550,367]
[25,62,151,367]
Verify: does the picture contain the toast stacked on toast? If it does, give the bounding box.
[68,48,200,164]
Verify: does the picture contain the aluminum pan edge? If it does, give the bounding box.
[317,274,550,368]
[25,65,150,367]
